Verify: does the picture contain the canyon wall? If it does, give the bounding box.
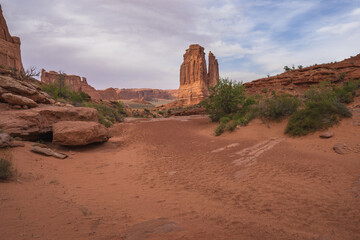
[245,54,360,94]
[116,88,177,101]
[0,5,23,72]
[178,44,219,105]
[41,69,103,100]
[41,69,178,101]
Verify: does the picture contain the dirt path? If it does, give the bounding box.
[1,116,360,239]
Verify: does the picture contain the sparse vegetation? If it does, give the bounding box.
[84,102,126,128]
[285,83,352,136]
[257,93,300,121]
[19,67,40,81]
[41,73,90,105]
[203,78,246,122]
[0,153,13,180]
[206,77,356,136]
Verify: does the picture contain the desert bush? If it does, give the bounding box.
[333,79,360,103]
[203,78,246,122]
[220,116,231,124]
[257,93,300,121]
[214,122,226,136]
[286,85,352,136]
[19,67,40,81]
[84,102,125,127]
[226,120,238,132]
[0,156,13,180]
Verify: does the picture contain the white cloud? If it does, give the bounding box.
[350,8,360,16]
[317,22,360,35]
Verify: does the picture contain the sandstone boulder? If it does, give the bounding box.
[0,75,53,104]
[52,121,109,146]
[0,105,98,140]
[2,93,38,107]
[0,132,25,148]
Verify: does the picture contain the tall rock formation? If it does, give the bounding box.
[178,44,219,105]
[0,5,23,72]
[41,69,103,100]
[208,51,219,87]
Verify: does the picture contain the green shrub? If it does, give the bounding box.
[84,102,125,127]
[214,122,226,136]
[226,120,238,132]
[203,78,246,122]
[0,157,13,180]
[286,85,352,136]
[257,93,300,121]
[220,116,231,124]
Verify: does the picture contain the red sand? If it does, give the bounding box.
[1,116,359,239]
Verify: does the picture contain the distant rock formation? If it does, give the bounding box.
[116,88,178,101]
[0,4,23,72]
[41,69,178,101]
[41,69,102,100]
[245,54,360,94]
[178,44,219,105]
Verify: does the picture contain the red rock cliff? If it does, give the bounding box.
[116,88,177,101]
[0,5,23,72]
[245,54,360,94]
[178,44,219,105]
[41,69,103,100]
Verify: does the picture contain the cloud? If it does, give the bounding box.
[317,22,360,35]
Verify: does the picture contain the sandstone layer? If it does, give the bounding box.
[178,44,219,105]
[0,4,23,72]
[41,69,177,102]
[245,54,360,94]
[0,105,98,140]
[52,121,109,146]
[41,69,103,100]
[0,75,54,104]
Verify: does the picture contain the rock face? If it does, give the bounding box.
[0,75,54,104]
[1,93,38,107]
[208,51,219,87]
[41,69,103,100]
[116,88,178,101]
[245,54,360,94]
[0,105,98,140]
[41,69,178,101]
[0,5,23,72]
[178,44,219,105]
[52,121,109,146]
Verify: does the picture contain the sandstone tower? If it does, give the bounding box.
[178,44,219,105]
[0,4,23,72]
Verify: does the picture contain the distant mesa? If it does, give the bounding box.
[0,4,23,72]
[178,44,219,105]
[41,69,178,102]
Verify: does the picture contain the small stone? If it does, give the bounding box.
[333,143,352,155]
[319,131,334,138]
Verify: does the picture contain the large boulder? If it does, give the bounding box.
[2,92,38,107]
[0,105,98,140]
[52,121,109,146]
[0,75,53,104]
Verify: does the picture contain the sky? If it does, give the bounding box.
[2,0,360,90]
